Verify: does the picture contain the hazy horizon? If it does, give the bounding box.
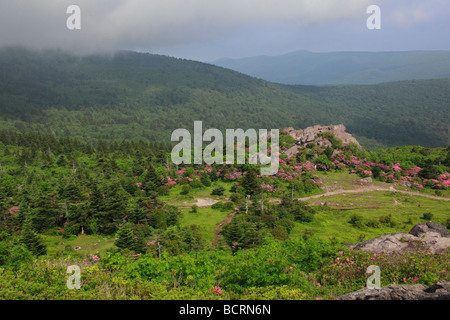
[0,0,449,62]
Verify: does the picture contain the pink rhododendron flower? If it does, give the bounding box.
[8,206,19,214]
[392,163,402,172]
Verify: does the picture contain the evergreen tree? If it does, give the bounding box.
[30,193,62,232]
[241,222,265,249]
[58,177,84,202]
[419,159,439,179]
[210,166,219,181]
[221,217,244,247]
[200,172,212,187]
[167,206,181,227]
[114,223,136,251]
[241,168,261,196]
[142,164,163,193]
[20,220,47,256]
[93,180,129,234]
[56,154,68,167]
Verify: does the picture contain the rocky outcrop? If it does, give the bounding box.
[337,281,450,300]
[283,124,360,155]
[347,222,450,254]
[409,221,450,238]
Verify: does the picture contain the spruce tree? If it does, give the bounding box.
[221,217,244,247]
[200,172,212,187]
[143,164,163,193]
[241,168,261,196]
[114,223,136,251]
[93,181,129,234]
[20,220,47,256]
[56,154,68,167]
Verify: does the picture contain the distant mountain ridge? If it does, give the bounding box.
[213,50,450,85]
[0,47,449,148]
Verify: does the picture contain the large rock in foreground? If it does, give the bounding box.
[337,281,450,300]
[347,222,450,254]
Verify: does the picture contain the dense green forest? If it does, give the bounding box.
[0,47,449,148]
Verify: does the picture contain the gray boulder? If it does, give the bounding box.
[347,222,450,254]
[337,281,450,300]
[409,221,450,238]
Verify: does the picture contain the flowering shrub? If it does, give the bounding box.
[317,249,450,292]
[337,154,448,189]
[223,169,242,181]
[209,286,222,295]
[392,163,402,173]
[8,207,19,215]
[83,254,100,264]
[261,182,282,194]
[362,170,372,177]
[165,177,177,187]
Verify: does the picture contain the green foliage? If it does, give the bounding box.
[200,172,212,187]
[315,154,333,170]
[241,169,261,196]
[20,220,47,257]
[180,185,191,195]
[421,212,434,221]
[115,223,138,252]
[211,201,234,212]
[349,214,365,228]
[279,134,296,150]
[156,225,206,256]
[0,236,448,300]
[317,249,450,294]
[0,235,33,268]
[279,197,315,223]
[0,48,448,148]
[229,192,244,203]
[218,237,334,293]
[211,186,225,196]
[321,132,344,149]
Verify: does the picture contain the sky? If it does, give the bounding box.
[0,0,449,62]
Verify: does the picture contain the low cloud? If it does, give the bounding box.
[391,4,433,28]
[0,0,378,53]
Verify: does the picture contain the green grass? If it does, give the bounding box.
[291,191,449,244]
[159,181,234,206]
[179,207,230,245]
[315,170,387,190]
[43,234,116,257]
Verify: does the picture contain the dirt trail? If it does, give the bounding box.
[180,198,221,208]
[212,212,235,246]
[273,185,450,202]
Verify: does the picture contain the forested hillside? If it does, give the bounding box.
[0,47,449,148]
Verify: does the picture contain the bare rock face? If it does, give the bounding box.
[283,124,361,150]
[347,222,450,254]
[337,281,450,300]
[358,177,373,184]
[409,222,450,238]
